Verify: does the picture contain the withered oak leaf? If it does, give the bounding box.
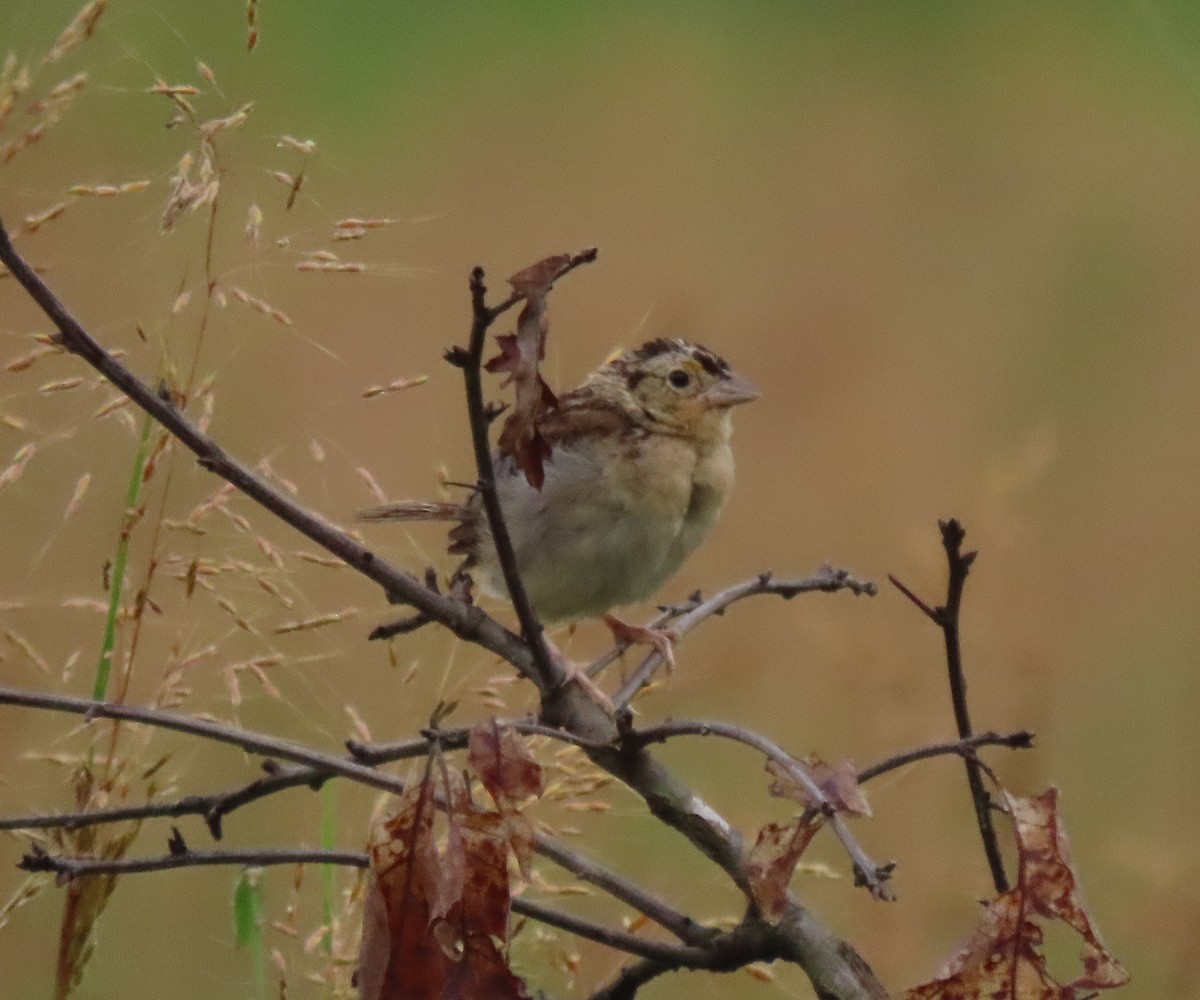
[468,720,544,809]
[745,817,822,921]
[900,787,1129,1000]
[486,255,577,490]
[358,762,530,1000]
[766,754,872,818]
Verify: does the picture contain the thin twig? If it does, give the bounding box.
[630,719,894,900]
[21,844,368,877]
[589,958,673,1000]
[532,833,714,947]
[512,898,714,967]
[613,567,876,708]
[856,730,1034,785]
[0,684,407,796]
[889,518,1009,894]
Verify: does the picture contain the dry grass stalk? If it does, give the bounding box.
[162,149,218,231]
[22,201,70,234]
[361,375,428,398]
[199,102,253,139]
[245,203,263,248]
[354,467,387,504]
[270,168,305,209]
[67,181,150,197]
[92,393,131,419]
[0,442,36,491]
[247,0,261,52]
[1,122,48,166]
[147,81,201,98]
[38,376,86,393]
[63,473,91,518]
[0,57,32,132]
[5,344,62,372]
[44,1,107,64]
[278,134,316,155]
[5,629,50,674]
[272,608,359,634]
[295,260,365,273]
[230,286,293,326]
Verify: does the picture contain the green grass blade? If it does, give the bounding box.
[92,412,153,701]
[233,868,266,999]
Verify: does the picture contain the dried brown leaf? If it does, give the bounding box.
[360,764,530,1000]
[901,788,1129,999]
[467,721,544,809]
[766,754,872,818]
[745,818,821,921]
[486,255,576,489]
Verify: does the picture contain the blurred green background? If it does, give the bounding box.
[2,2,1197,997]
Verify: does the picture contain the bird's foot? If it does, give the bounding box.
[602,615,679,674]
[547,643,614,713]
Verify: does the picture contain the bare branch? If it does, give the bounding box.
[531,833,714,947]
[20,844,368,878]
[889,519,1009,894]
[589,957,674,1000]
[612,567,876,707]
[857,730,1034,784]
[511,898,715,966]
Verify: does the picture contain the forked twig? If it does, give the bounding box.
[889,518,1010,894]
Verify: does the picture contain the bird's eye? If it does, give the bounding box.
[668,369,691,389]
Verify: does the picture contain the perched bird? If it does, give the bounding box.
[362,338,757,700]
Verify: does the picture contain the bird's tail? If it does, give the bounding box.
[356,501,467,523]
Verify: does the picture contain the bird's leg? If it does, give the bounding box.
[545,636,614,712]
[602,614,679,674]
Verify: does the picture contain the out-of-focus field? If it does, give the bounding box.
[1,3,1197,998]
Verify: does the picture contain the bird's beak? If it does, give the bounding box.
[703,372,760,409]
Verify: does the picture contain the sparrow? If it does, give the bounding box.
[362,337,758,703]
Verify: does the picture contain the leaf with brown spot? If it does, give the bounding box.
[468,721,544,809]
[359,766,445,1000]
[745,817,821,921]
[901,787,1129,999]
[766,755,872,818]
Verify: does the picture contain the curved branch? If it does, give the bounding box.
[588,957,673,1000]
[531,833,713,948]
[888,519,1009,893]
[857,730,1034,784]
[612,568,876,707]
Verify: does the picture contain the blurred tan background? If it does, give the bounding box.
[1,2,1197,998]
